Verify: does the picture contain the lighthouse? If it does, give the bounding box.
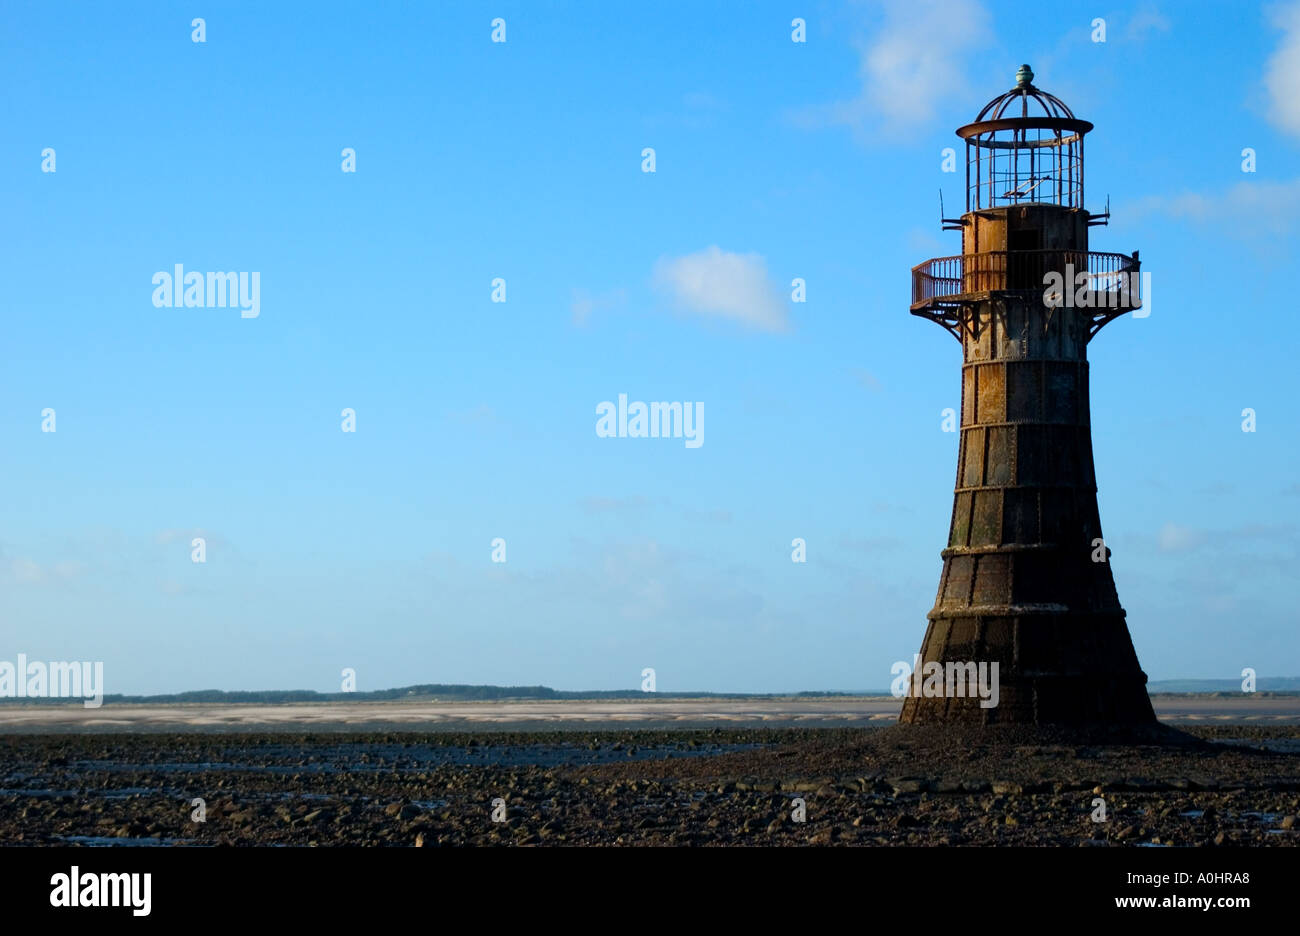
[902,66,1155,725]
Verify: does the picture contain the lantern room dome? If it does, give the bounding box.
[956,65,1093,212]
[972,65,1081,122]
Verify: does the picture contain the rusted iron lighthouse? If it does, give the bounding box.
[901,66,1155,725]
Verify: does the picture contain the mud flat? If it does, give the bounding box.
[1,724,1297,846]
[3,694,1299,733]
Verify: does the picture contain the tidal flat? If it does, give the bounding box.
[1,724,1297,846]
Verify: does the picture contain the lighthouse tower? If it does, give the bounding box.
[902,66,1155,725]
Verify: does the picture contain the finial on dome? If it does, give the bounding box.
[1015,64,1034,88]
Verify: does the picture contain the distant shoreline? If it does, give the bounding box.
[1,679,1296,707]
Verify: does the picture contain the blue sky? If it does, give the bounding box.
[1,0,1297,694]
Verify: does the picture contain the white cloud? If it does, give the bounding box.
[1130,177,1300,236]
[1,556,86,584]
[1265,1,1300,137]
[1125,4,1172,41]
[570,287,626,327]
[1157,522,1209,553]
[825,0,992,141]
[653,246,789,332]
[1142,522,1297,556]
[9,558,43,583]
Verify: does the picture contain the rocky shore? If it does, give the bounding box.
[2,725,1296,846]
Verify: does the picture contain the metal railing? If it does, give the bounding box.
[912,250,1140,308]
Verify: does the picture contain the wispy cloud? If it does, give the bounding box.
[644,91,730,130]
[837,534,904,553]
[155,528,224,547]
[653,246,789,332]
[579,495,650,515]
[682,91,726,113]
[1130,177,1300,237]
[1157,522,1209,553]
[795,0,991,143]
[1125,4,1172,41]
[580,496,733,525]
[1265,0,1300,137]
[0,555,87,585]
[570,287,627,327]
[852,368,884,392]
[682,506,732,524]
[1153,521,1297,554]
[448,403,498,426]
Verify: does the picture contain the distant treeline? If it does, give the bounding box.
[1147,678,1300,693]
[4,679,1298,705]
[0,685,864,705]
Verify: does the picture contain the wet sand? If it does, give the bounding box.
[3,694,1298,732]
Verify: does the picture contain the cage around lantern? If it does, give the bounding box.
[958,65,1093,212]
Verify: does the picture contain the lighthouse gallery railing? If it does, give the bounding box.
[911,250,1140,309]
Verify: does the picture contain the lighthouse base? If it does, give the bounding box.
[899,610,1157,726]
